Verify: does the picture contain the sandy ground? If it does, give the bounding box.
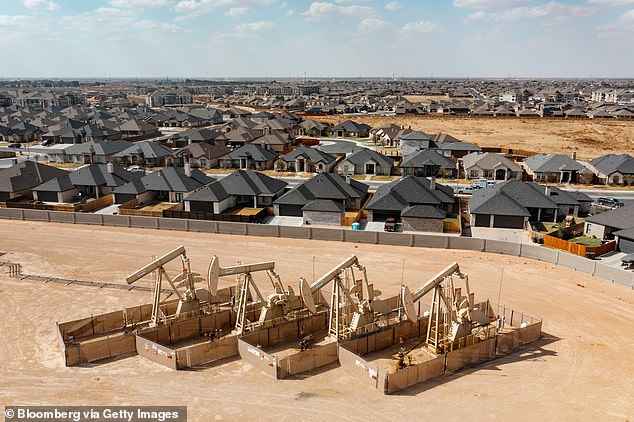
[313,115,634,160]
[1,221,634,421]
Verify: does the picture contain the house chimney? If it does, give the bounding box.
[107,162,114,174]
[572,151,577,161]
[184,162,192,177]
[545,186,550,196]
[345,174,351,184]
[430,177,436,191]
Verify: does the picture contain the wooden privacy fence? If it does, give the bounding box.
[163,209,266,223]
[0,194,113,213]
[543,234,616,257]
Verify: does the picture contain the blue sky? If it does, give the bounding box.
[1,0,632,78]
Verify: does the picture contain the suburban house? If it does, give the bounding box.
[0,161,69,201]
[432,134,482,159]
[33,163,143,202]
[298,119,330,137]
[117,118,160,140]
[184,170,288,213]
[531,184,593,217]
[613,227,634,254]
[331,120,371,138]
[522,153,586,183]
[53,140,132,164]
[462,152,524,181]
[336,148,394,176]
[469,180,567,229]
[112,141,173,167]
[112,165,213,204]
[400,149,457,178]
[173,142,231,169]
[397,131,435,156]
[365,176,456,232]
[371,124,413,147]
[250,132,295,153]
[273,173,369,225]
[587,154,634,185]
[218,144,278,170]
[164,127,224,148]
[280,146,336,173]
[584,205,634,242]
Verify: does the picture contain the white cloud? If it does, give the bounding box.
[400,20,442,34]
[358,17,390,31]
[236,20,276,32]
[588,0,634,5]
[175,0,275,16]
[466,2,599,21]
[110,0,171,7]
[212,19,276,42]
[134,19,182,32]
[302,2,374,21]
[22,0,60,11]
[385,1,402,11]
[226,6,249,16]
[454,0,528,8]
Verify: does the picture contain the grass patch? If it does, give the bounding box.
[568,235,602,247]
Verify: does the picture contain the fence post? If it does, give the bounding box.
[374,231,379,244]
[444,236,449,249]
[555,251,560,265]
[99,214,104,226]
[517,243,522,257]
[244,223,248,236]
[126,216,131,228]
[409,234,414,247]
[275,225,280,237]
[19,209,25,220]
[46,211,51,222]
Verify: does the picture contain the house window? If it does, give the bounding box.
[469,170,478,178]
[586,224,591,233]
[484,170,493,178]
[175,193,183,201]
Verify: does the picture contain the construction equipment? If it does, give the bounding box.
[299,255,391,340]
[126,245,206,327]
[207,256,286,334]
[400,262,491,354]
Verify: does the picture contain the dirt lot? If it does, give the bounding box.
[1,221,634,421]
[313,115,634,160]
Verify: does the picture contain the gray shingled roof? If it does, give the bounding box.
[613,226,634,240]
[282,146,335,164]
[302,199,344,212]
[366,176,454,212]
[65,140,132,156]
[113,167,213,195]
[523,153,585,173]
[462,152,523,173]
[0,161,68,193]
[113,141,173,159]
[274,173,368,206]
[589,154,634,176]
[187,170,287,203]
[219,144,278,161]
[35,164,143,192]
[400,149,456,169]
[401,205,446,219]
[344,148,394,168]
[469,180,560,217]
[585,205,634,230]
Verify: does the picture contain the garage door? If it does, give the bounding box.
[114,193,136,204]
[370,212,394,223]
[473,214,491,227]
[619,238,634,254]
[36,191,58,202]
[278,204,303,217]
[494,215,524,229]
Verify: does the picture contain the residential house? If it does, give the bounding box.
[469,180,565,229]
[280,146,336,173]
[331,120,371,138]
[0,161,69,201]
[336,148,394,176]
[112,141,173,167]
[523,153,585,183]
[397,131,436,156]
[117,119,160,140]
[613,226,634,254]
[33,163,143,202]
[400,150,457,178]
[273,173,369,225]
[585,205,634,243]
[58,140,132,164]
[587,154,634,186]
[112,165,213,204]
[250,132,295,154]
[299,119,330,137]
[184,170,287,213]
[365,176,456,232]
[173,142,231,169]
[432,134,482,159]
[218,144,278,170]
[462,152,524,181]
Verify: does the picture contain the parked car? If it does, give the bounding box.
[384,217,397,232]
[126,165,145,173]
[456,186,474,195]
[598,197,624,208]
[8,143,21,149]
[471,178,495,189]
[41,139,53,146]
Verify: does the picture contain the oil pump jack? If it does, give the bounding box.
[400,262,492,354]
[299,255,391,340]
